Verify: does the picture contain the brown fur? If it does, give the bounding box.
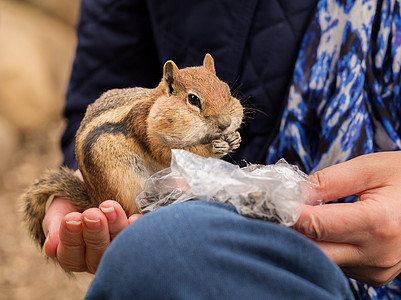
[21,54,244,248]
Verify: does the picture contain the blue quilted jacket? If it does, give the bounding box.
[62,0,318,169]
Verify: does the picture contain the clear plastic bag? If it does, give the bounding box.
[135,150,321,226]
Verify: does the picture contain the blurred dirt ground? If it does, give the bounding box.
[0,0,93,299]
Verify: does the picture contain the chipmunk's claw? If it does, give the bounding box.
[224,131,241,151]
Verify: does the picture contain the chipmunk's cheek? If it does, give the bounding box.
[229,100,244,129]
[227,120,240,134]
[148,101,173,131]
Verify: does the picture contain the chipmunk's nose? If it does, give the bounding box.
[218,117,231,132]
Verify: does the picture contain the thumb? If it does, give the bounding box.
[309,152,398,203]
[128,213,143,224]
[42,197,77,257]
[294,201,375,244]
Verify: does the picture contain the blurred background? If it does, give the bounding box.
[0,0,93,299]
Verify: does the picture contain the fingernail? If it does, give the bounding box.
[128,214,142,224]
[65,220,82,233]
[42,233,49,255]
[100,206,114,213]
[100,205,116,222]
[83,216,101,230]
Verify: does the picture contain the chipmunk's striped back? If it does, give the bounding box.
[20,54,243,250]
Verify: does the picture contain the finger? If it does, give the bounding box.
[128,213,143,224]
[313,240,362,266]
[82,208,110,274]
[316,240,401,286]
[42,197,78,258]
[341,263,401,287]
[74,169,84,181]
[294,201,377,243]
[99,200,129,240]
[310,152,398,202]
[57,212,87,272]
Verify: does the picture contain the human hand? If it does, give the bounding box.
[293,151,401,286]
[42,197,142,273]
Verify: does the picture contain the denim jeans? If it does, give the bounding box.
[85,201,353,299]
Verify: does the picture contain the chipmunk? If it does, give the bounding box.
[21,53,244,248]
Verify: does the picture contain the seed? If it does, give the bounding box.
[138,189,285,225]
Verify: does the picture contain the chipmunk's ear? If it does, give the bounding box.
[163,60,179,96]
[203,53,215,74]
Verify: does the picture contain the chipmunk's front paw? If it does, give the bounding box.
[224,131,241,151]
[212,131,241,157]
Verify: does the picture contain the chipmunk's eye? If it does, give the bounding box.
[188,94,202,110]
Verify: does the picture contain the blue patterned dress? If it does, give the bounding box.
[266,0,401,298]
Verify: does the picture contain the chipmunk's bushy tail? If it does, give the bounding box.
[20,167,94,248]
